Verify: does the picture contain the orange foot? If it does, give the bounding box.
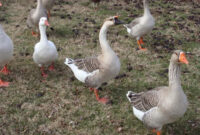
[32,31,39,37]
[139,47,147,51]
[94,89,109,104]
[0,80,9,87]
[1,65,10,75]
[42,73,48,78]
[97,97,109,104]
[48,63,55,71]
[152,129,161,135]
[40,67,48,78]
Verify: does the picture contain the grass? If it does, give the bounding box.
[0,0,200,134]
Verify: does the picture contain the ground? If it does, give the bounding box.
[0,0,200,134]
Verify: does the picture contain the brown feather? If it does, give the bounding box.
[128,89,160,112]
[73,57,100,73]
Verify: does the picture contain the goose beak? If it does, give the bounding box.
[0,2,2,6]
[179,52,189,64]
[114,16,124,25]
[45,20,50,26]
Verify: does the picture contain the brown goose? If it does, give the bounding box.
[124,0,155,50]
[27,0,47,37]
[42,0,54,18]
[65,16,123,104]
[127,50,189,135]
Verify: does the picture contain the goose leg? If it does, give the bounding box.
[0,79,9,87]
[152,129,161,135]
[48,10,51,18]
[94,89,109,104]
[40,67,48,78]
[157,131,161,135]
[1,65,10,75]
[48,63,55,71]
[137,37,146,50]
[140,37,145,44]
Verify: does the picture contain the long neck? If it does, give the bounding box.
[36,0,43,12]
[168,61,181,88]
[99,23,113,54]
[143,0,151,16]
[39,25,48,42]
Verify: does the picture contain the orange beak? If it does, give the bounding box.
[0,2,2,6]
[45,20,50,26]
[179,52,189,64]
[114,16,119,18]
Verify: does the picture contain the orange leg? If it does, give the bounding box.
[139,37,145,44]
[152,129,161,135]
[137,37,146,50]
[48,10,51,18]
[31,30,39,37]
[48,63,55,71]
[1,65,10,75]
[94,89,109,104]
[40,67,48,78]
[0,79,9,87]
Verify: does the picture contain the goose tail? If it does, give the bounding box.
[126,91,137,102]
[64,58,74,66]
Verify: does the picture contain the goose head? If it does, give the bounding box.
[103,16,124,27]
[171,50,189,65]
[39,17,49,27]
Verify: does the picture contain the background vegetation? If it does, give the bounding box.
[0,0,199,134]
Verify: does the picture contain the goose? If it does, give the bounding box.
[27,0,47,37]
[42,0,54,18]
[126,50,189,135]
[124,0,155,50]
[0,24,14,86]
[33,17,58,78]
[65,16,123,104]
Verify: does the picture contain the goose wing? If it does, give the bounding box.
[126,87,165,112]
[71,57,100,73]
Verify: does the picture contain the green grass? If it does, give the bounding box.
[0,0,200,134]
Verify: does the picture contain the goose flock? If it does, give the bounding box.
[0,0,192,135]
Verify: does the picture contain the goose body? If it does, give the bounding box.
[0,25,13,66]
[127,50,188,134]
[27,0,47,35]
[33,17,58,77]
[65,16,123,103]
[124,0,155,50]
[42,0,54,17]
[0,24,13,87]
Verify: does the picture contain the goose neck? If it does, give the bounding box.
[36,0,43,11]
[39,25,48,42]
[99,23,113,54]
[168,61,181,88]
[143,0,151,16]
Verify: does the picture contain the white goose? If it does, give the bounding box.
[27,0,47,37]
[33,17,58,78]
[127,50,189,135]
[42,0,54,18]
[65,16,123,104]
[0,3,14,87]
[124,0,155,50]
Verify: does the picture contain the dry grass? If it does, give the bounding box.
[0,0,200,134]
